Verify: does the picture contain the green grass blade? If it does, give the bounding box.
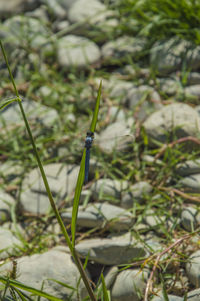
[71,149,86,247]
[47,278,77,291]
[0,40,20,98]
[0,277,63,301]
[160,273,169,301]
[14,287,29,301]
[100,273,110,301]
[0,98,19,111]
[71,81,102,247]
[90,80,102,133]
[18,100,73,253]
[0,40,97,301]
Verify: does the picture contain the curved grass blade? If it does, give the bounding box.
[0,276,63,301]
[90,80,102,133]
[47,278,77,291]
[0,98,19,111]
[71,81,102,247]
[100,273,110,301]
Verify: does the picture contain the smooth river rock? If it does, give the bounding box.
[143,103,200,148]
[62,202,135,231]
[76,232,148,265]
[0,246,90,300]
[20,163,79,214]
[57,35,101,68]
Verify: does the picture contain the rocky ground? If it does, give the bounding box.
[0,0,200,300]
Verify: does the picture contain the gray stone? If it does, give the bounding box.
[123,65,139,76]
[96,18,119,35]
[179,174,200,193]
[121,181,153,209]
[2,222,27,240]
[185,85,200,101]
[143,103,200,148]
[42,0,67,18]
[0,246,89,300]
[195,105,200,118]
[187,73,200,85]
[55,0,75,9]
[181,207,200,231]
[144,214,164,228]
[97,266,118,294]
[96,121,134,154]
[176,159,200,176]
[90,178,128,204]
[103,266,118,289]
[145,238,164,253]
[151,293,183,301]
[186,250,200,287]
[57,35,101,68]
[150,37,200,75]
[55,20,70,32]
[79,189,92,205]
[144,209,167,229]
[0,228,23,259]
[158,78,180,96]
[142,155,163,166]
[76,233,148,265]
[187,288,200,301]
[0,161,23,180]
[0,99,58,129]
[20,164,79,214]
[0,16,49,50]
[25,5,48,21]
[68,0,112,25]
[102,36,145,59]
[0,191,15,224]
[111,269,148,301]
[0,0,39,16]
[38,85,58,96]
[62,202,135,231]
[107,78,133,99]
[108,107,127,123]
[125,85,162,121]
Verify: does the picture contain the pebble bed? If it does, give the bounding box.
[0,0,200,300]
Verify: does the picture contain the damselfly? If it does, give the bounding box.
[84,131,94,184]
[83,130,134,184]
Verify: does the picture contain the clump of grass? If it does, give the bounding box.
[116,0,200,45]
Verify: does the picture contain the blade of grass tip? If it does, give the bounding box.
[90,80,102,133]
[71,80,102,246]
[100,273,110,301]
[0,41,20,98]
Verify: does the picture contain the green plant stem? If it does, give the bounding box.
[18,101,97,301]
[0,40,97,301]
[18,101,73,251]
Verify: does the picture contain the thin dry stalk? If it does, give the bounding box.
[155,136,200,160]
[159,186,200,203]
[144,233,192,301]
